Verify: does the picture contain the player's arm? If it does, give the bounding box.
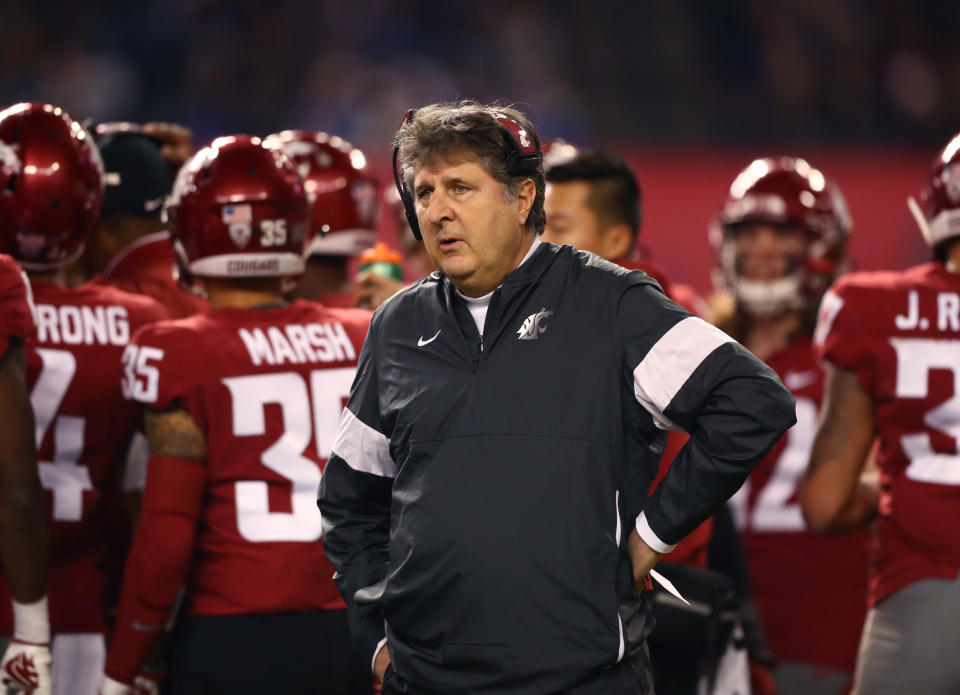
[0,339,48,606]
[101,408,206,692]
[0,338,52,693]
[317,322,394,679]
[619,283,797,584]
[801,364,878,533]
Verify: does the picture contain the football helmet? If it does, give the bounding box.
[163,135,309,277]
[710,156,851,315]
[0,102,105,269]
[263,130,379,257]
[908,131,960,249]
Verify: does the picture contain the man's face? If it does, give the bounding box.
[414,154,534,297]
[543,181,630,262]
[730,222,807,282]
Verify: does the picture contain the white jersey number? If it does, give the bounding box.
[223,368,354,543]
[731,397,818,532]
[890,338,960,484]
[29,348,93,521]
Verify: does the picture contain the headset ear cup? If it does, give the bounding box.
[403,191,421,240]
[392,141,421,240]
[504,151,519,178]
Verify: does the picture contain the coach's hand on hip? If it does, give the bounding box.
[628,528,661,592]
[373,644,391,681]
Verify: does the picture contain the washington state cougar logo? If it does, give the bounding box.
[517,308,553,340]
[2,652,39,688]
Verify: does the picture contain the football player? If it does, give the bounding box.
[99,136,372,694]
[264,130,380,306]
[81,124,207,318]
[0,103,170,695]
[0,253,51,694]
[713,157,869,694]
[804,132,960,694]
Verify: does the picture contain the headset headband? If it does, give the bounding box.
[391,108,540,240]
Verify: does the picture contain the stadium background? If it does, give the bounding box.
[4,0,958,292]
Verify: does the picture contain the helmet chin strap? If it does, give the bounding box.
[732,275,803,316]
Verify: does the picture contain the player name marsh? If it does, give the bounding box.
[238,322,357,365]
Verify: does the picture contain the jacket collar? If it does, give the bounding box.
[433,239,561,354]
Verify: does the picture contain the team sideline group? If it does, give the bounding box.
[0,99,958,695]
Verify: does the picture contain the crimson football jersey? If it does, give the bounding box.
[0,253,35,354]
[0,279,169,635]
[730,336,869,670]
[122,300,370,616]
[102,231,209,318]
[816,262,960,607]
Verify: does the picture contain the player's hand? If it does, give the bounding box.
[354,271,404,311]
[373,643,391,682]
[0,640,52,694]
[97,675,132,695]
[142,122,194,169]
[131,671,162,695]
[627,528,661,592]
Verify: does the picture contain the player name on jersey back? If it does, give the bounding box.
[893,289,960,331]
[238,322,357,366]
[35,303,130,345]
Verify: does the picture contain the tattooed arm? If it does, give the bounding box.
[102,407,207,687]
[144,408,207,459]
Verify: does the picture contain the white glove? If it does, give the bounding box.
[131,673,161,695]
[0,639,52,694]
[98,675,132,695]
[98,673,161,695]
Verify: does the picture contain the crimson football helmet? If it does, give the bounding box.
[263,130,379,257]
[908,131,960,249]
[710,156,851,315]
[163,135,309,278]
[0,102,104,269]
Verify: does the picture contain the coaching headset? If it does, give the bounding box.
[392,108,542,240]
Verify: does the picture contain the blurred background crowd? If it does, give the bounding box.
[5,0,960,145]
[4,0,958,294]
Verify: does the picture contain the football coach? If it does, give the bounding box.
[318,101,796,695]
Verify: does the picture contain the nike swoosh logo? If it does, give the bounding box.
[418,330,441,347]
[132,620,163,632]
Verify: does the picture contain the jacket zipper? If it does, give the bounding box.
[472,335,483,372]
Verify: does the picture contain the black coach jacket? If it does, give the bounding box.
[318,242,795,694]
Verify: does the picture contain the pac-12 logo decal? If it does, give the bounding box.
[223,205,253,248]
[517,308,554,340]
